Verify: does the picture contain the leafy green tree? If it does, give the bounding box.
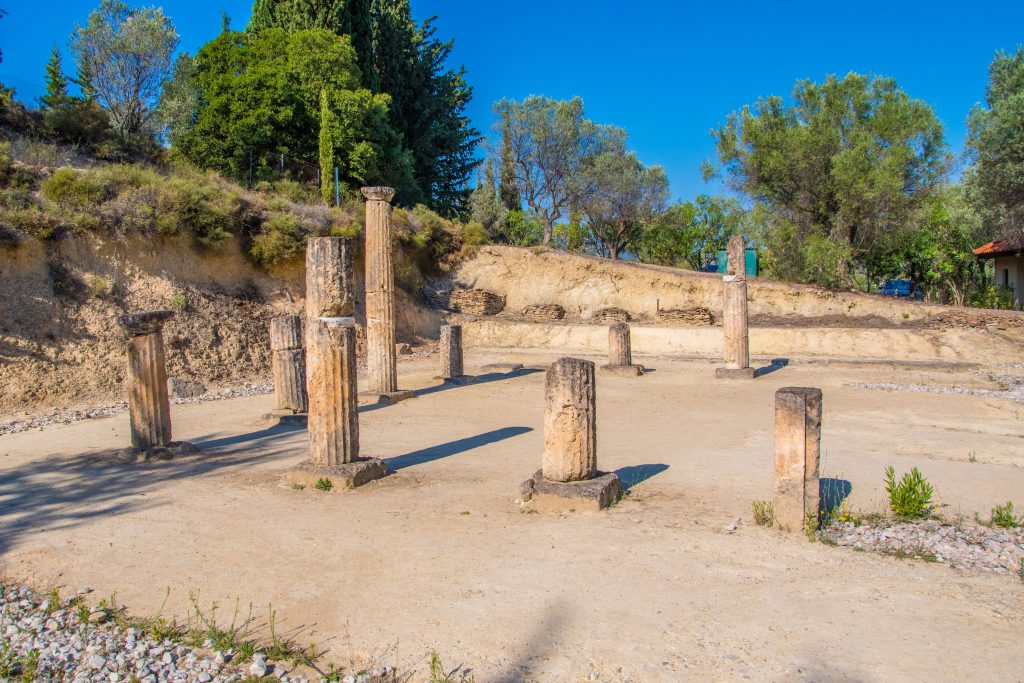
[70,0,179,143]
[967,47,1024,231]
[636,195,747,270]
[577,151,668,259]
[495,96,624,245]
[41,46,71,110]
[469,159,507,239]
[709,73,949,286]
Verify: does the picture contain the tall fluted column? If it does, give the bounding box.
[542,358,597,482]
[723,235,749,369]
[270,315,306,414]
[439,324,464,380]
[307,318,360,466]
[118,310,175,450]
[362,186,398,395]
[773,387,822,532]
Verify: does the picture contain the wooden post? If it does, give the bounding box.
[118,310,175,450]
[362,186,398,395]
[270,315,306,414]
[773,387,822,532]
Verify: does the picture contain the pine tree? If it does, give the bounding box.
[41,45,70,110]
[71,55,97,102]
[499,111,519,210]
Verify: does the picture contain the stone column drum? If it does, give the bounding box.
[306,318,360,466]
[542,357,598,482]
[716,235,754,379]
[773,387,822,532]
[305,237,354,320]
[118,310,175,450]
[600,323,644,376]
[439,324,465,380]
[362,186,398,395]
[270,315,306,414]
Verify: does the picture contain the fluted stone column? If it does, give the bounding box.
[362,186,398,395]
[306,318,360,466]
[439,324,465,380]
[773,387,822,532]
[118,310,174,450]
[716,236,754,379]
[600,323,644,376]
[543,358,597,482]
[305,237,354,320]
[270,315,307,414]
[521,357,621,511]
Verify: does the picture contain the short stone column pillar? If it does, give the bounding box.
[520,358,621,511]
[600,323,644,376]
[773,387,822,532]
[716,235,754,379]
[118,310,175,450]
[305,237,354,320]
[307,318,360,466]
[270,315,307,414]
[437,324,470,383]
[362,186,401,397]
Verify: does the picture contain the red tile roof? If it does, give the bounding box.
[974,233,1024,258]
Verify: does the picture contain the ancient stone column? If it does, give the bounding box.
[542,357,597,482]
[306,317,359,466]
[305,237,354,320]
[723,235,750,369]
[439,324,464,379]
[270,315,307,414]
[608,323,632,366]
[362,186,398,395]
[773,387,822,532]
[118,310,175,450]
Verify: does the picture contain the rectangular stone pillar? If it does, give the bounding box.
[362,186,398,395]
[306,317,359,466]
[717,235,753,379]
[270,315,307,414]
[439,324,464,379]
[118,310,175,450]
[773,387,822,532]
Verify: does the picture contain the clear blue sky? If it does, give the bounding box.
[1,1,1021,201]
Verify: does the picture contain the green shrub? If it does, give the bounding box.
[0,205,59,239]
[991,501,1023,528]
[42,167,108,208]
[159,175,238,250]
[250,212,307,268]
[884,466,935,520]
[461,221,488,246]
[500,210,543,246]
[314,478,332,492]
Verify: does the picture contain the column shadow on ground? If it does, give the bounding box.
[410,368,543,399]
[614,463,670,490]
[384,426,532,471]
[193,423,306,450]
[820,477,853,511]
[754,358,790,378]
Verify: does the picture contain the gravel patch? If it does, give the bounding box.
[823,520,1024,575]
[848,377,1024,404]
[0,383,274,438]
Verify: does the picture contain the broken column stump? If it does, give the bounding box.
[289,317,387,490]
[436,323,472,384]
[716,235,755,379]
[305,236,354,320]
[520,357,621,511]
[773,387,822,532]
[362,186,412,404]
[270,315,307,415]
[117,310,196,460]
[600,322,645,377]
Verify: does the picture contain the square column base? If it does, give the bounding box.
[599,364,645,377]
[361,390,416,405]
[287,458,389,490]
[519,470,622,512]
[267,410,308,427]
[715,366,756,379]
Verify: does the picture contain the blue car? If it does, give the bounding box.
[878,279,923,300]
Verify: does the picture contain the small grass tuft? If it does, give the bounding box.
[751,500,774,527]
[314,478,333,492]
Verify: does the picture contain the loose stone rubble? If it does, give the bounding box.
[822,520,1024,575]
[591,307,631,323]
[848,379,1024,404]
[447,288,505,316]
[520,303,566,321]
[655,306,714,326]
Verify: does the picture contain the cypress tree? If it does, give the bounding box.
[499,111,519,210]
[41,46,70,110]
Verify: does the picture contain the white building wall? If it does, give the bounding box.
[994,254,1024,309]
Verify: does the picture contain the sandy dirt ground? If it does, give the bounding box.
[1,351,1023,682]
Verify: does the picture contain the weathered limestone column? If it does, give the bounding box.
[716,235,754,379]
[362,186,399,395]
[542,357,598,482]
[270,315,307,414]
[520,357,621,511]
[305,237,354,320]
[118,310,174,450]
[600,323,644,376]
[438,324,466,381]
[773,387,822,532]
[306,318,360,466]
